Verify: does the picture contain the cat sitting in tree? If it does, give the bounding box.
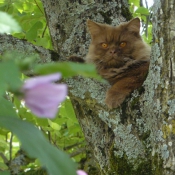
[69,18,151,108]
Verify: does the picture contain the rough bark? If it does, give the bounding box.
[147,0,175,174]
[0,34,58,64]
[0,0,175,174]
[41,1,133,174]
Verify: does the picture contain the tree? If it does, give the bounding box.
[0,0,174,175]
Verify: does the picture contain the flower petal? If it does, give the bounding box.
[23,73,61,89]
[24,83,67,118]
[76,170,88,175]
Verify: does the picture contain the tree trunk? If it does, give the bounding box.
[1,0,175,174]
[147,0,175,174]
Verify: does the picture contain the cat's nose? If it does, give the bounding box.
[110,49,117,55]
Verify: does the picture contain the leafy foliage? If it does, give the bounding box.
[0,0,52,49]
[0,58,81,175]
[0,115,77,175]
[0,11,21,34]
[35,62,102,80]
[0,59,22,95]
[129,0,153,44]
[0,1,87,173]
[0,53,89,174]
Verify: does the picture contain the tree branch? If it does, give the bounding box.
[9,133,13,162]
[0,34,60,64]
[70,148,86,158]
[64,141,85,151]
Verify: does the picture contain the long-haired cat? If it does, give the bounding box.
[70,18,151,108]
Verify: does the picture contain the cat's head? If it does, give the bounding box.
[86,18,146,68]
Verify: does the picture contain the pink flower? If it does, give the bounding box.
[22,73,67,118]
[76,170,88,175]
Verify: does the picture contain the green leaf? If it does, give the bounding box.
[35,118,49,127]
[0,116,77,175]
[135,7,149,15]
[35,62,102,80]
[0,97,18,118]
[0,136,9,151]
[23,2,35,12]
[18,108,36,124]
[2,51,39,72]
[13,96,21,109]
[0,11,21,34]
[12,32,25,39]
[0,170,10,175]
[13,2,23,13]
[48,120,61,131]
[0,60,22,94]
[59,98,76,120]
[26,21,43,41]
[0,128,9,136]
[35,37,52,49]
[68,124,81,134]
[129,0,139,7]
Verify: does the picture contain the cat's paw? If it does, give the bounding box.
[105,92,126,109]
[68,56,85,63]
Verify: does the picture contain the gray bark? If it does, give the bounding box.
[147,0,175,174]
[0,0,175,174]
[0,34,56,64]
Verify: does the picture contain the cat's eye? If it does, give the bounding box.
[101,43,108,48]
[119,42,127,48]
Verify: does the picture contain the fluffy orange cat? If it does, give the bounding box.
[69,18,151,108]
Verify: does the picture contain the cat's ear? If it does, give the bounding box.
[126,18,140,33]
[87,19,102,36]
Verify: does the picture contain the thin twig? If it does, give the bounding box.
[34,0,44,14]
[9,133,13,162]
[33,0,48,38]
[70,148,86,158]
[64,141,85,151]
[42,23,48,38]
[145,0,148,8]
[0,153,8,165]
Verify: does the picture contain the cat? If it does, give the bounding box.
[69,18,151,109]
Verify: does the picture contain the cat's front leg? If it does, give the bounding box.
[105,80,131,108]
[105,88,127,109]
